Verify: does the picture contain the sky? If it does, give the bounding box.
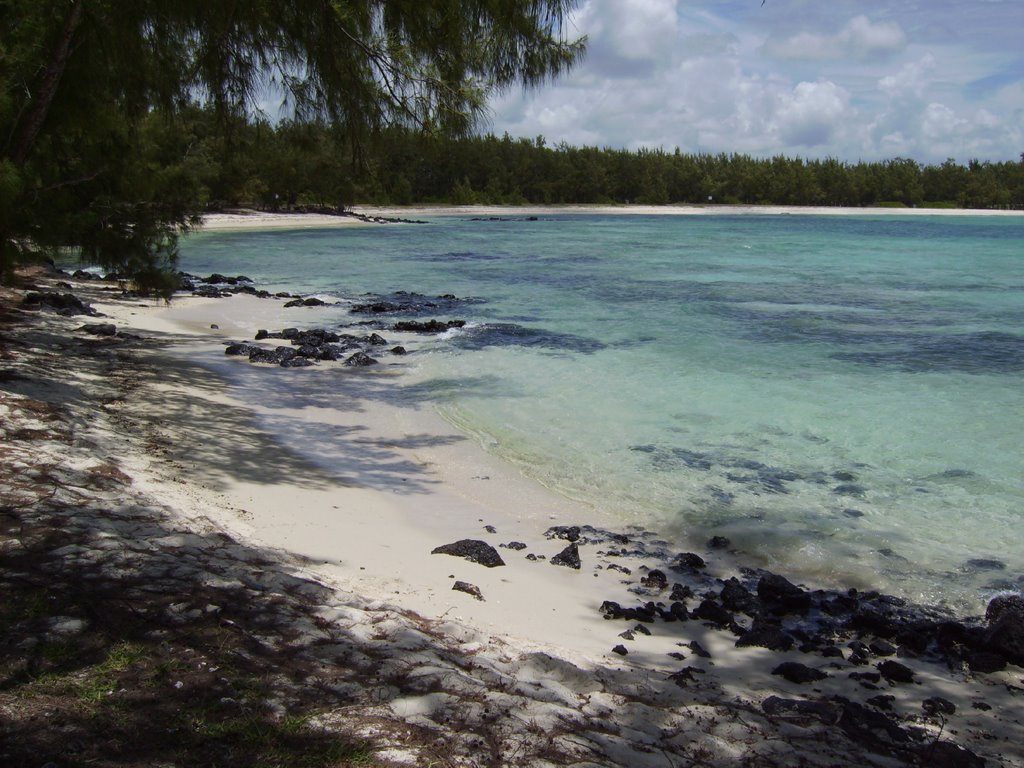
[487,0,1024,163]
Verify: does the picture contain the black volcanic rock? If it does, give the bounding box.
[551,543,581,569]
[225,342,260,356]
[921,742,985,768]
[867,694,895,710]
[735,624,795,652]
[761,696,838,723]
[452,581,484,601]
[877,660,915,684]
[966,650,1006,673]
[983,593,1024,666]
[545,525,581,542]
[922,697,956,716]
[344,352,378,366]
[431,540,505,568]
[670,552,706,573]
[692,598,733,627]
[757,573,811,614]
[79,323,117,336]
[640,569,668,590]
[394,319,466,333]
[772,662,828,684]
[23,291,99,316]
[249,346,297,365]
[669,583,694,602]
[720,577,757,613]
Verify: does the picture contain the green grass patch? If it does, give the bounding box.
[182,710,377,767]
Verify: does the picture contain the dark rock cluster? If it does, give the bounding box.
[180,273,274,299]
[520,522,1010,766]
[349,290,481,316]
[573,521,1023,680]
[224,327,402,368]
[22,291,102,316]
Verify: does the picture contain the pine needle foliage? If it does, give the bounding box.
[0,0,585,289]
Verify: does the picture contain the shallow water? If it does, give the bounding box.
[181,213,1024,612]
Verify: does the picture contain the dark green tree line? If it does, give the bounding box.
[212,124,1023,211]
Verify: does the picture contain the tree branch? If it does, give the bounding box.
[10,0,85,167]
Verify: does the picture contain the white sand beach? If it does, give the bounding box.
[3,254,1023,766]
[198,204,1024,233]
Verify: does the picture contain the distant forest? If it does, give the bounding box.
[175,110,1024,211]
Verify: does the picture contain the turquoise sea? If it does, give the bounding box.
[181,213,1024,612]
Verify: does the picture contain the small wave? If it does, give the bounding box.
[438,322,478,341]
[452,323,606,354]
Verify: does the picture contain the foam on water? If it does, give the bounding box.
[182,213,1024,612]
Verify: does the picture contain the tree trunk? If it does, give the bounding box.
[10,0,85,167]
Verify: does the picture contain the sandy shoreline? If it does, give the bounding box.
[198,204,1024,231]
[3,269,1023,766]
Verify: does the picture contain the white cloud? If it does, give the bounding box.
[774,81,851,146]
[488,3,1023,162]
[921,103,967,141]
[575,0,680,77]
[879,54,936,100]
[764,15,906,61]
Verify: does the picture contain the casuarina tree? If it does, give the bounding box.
[0,0,585,289]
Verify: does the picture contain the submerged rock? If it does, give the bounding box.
[393,319,466,333]
[963,558,1006,572]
